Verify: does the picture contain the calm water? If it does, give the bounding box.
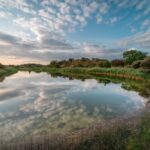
[0,72,146,141]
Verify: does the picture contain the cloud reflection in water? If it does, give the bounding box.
[0,71,146,142]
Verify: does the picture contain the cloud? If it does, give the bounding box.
[136,0,148,10]
[0,11,12,18]
[0,31,37,57]
[0,32,20,44]
[82,43,123,59]
[0,0,150,64]
[119,29,150,51]
[0,30,123,63]
[1,0,110,34]
[96,15,103,24]
[142,19,150,28]
[110,17,118,24]
[0,30,77,63]
[99,2,109,14]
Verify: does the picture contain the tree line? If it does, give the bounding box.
[0,49,149,71]
[48,49,150,70]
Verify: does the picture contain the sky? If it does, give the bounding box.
[0,0,150,64]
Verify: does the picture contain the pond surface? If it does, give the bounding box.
[0,71,147,142]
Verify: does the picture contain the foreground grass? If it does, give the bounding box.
[76,111,150,150]
[127,112,150,150]
[1,110,149,150]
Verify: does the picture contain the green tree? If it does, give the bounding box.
[123,50,146,65]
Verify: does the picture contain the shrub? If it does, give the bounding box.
[111,59,125,67]
[131,61,141,69]
[0,63,5,69]
[140,57,150,69]
[97,60,111,68]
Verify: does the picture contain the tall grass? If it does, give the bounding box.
[56,67,149,81]
[1,65,150,81]
[1,111,149,150]
[16,65,150,81]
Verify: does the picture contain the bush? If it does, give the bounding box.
[111,59,125,67]
[0,63,5,69]
[140,57,150,69]
[97,60,111,68]
[131,61,141,69]
[49,59,111,68]
[130,57,150,70]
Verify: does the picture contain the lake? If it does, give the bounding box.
[0,71,147,142]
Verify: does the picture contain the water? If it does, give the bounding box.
[0,71,146,142]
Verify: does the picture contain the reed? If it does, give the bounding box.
[56,67,149,81]
[1,111,149,150]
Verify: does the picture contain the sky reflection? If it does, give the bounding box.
[0,71,146,142]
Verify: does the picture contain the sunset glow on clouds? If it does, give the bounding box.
[0,0,150,64]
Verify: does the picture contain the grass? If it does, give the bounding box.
[15,65,150,81]
[58,67,149,81]
[75,111,150,150]
[48,70,150,99]
[1,110,149,150]
[24,66,149,81]
[127,112,150,150]
[2,66,149,98]
[0,67,18,78]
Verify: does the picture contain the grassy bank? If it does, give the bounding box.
[40,67,150,81]
[1,66,150,98]
[44,68,150,99]
[0,67,18,79]
[16,64,150,81]
[17,66,150,98]
[76,111,150,150]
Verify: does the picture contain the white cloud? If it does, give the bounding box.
[0,11,12,18]
[119,29,150,51]
[96,15,103,24]
[0,0,150,64]
[99,2,109,14]
[142,19,150,28]
[110,17,118,24]
[136,0,147,10]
